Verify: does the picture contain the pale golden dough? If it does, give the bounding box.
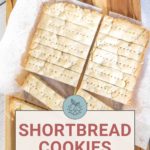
[42,2,102,30]
[6,96,42,150]
[37,14,95,46]
[24,56,80,87]
[85,61,136,91]
[10,97,42,111]
[90,48,141,76]
[29,43,85,73]
[23,2,149,106]
[77,89,113,110]
[100,16,149,47]
[95,33,145,61]
[21,74,64,110]
[31,30,90,59]
[81,75,132,104]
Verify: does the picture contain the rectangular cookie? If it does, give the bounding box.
[23,2,102,96]
[90,48,141,75]
[5,96,43,150]
[83,15,149,104]
[23,56,80,87]
[42,2,102,30]
[20,74,65,110]
[77,89,113,110]
[85,61,136,91]
[81,75,132,104]
[31,29,90,59]
[29,43,85,73]
[95,33,145,61]
[100,16,149,47]
[37,13,96,46]
[22,1,149,106]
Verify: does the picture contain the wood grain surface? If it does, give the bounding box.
[6,0,16,21]
[81,0,141,20]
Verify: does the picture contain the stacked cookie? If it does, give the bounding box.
[20,2,113,110]
[5,96,43,150]
[19,2,149,108]
[22,2,149,106]
[5,3,149,149]
[82,16,149,104]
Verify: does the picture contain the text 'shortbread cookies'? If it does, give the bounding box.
[21,74,65,110]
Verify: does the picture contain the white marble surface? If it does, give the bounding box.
[0,0,150,149]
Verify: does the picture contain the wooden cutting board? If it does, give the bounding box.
[81,0,141,20]
[6,0,16,22]
[5,0,149,150]
[6,0,141,21]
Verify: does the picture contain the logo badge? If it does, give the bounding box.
[63,95,87,120]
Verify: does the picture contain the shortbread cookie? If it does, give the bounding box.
[81,75,132,104]
[85,61,136,91]
[8,97,42,112]
[95,33,145,61]
[31,29,90,59]
[37,14,96,46]
[90,48,141,75]
[29,44,85,73]
[21,74,64,110]
[24,2,102,92]
[5,96,42,150]
[100,16,149,47]
[42,2,102,30]
[24,56,80,87]
[22,2,149,106]
[83,15,149,104]
[77,89,113,110]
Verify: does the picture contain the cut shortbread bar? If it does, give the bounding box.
[85,61,136,91]
[90,48,141,75]
[95,33,145,61]
[22,2,149,105]
[37,14,96,46]
[42,2,102,30]
[29,44,85,73]
[77,89,113,110]
[24,56,80,87]
[81,16,149,104]
[32,29,90,59]
[100,16,149,47]
[24,2,102,88]
[8,97,43,112]
[21,74,64,110]
[5,96,43,150]
[20,73,113,110]
[81,75,132,104]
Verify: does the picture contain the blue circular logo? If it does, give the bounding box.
[63,95,87,120]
